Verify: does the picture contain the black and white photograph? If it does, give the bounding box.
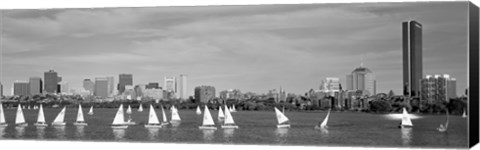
[0,0,478,149]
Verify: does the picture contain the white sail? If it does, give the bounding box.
[274,107,289,124]
[138,104,143,112]
[112,104,126,125]
[320,110,330,128]
[15,104,26,124]
[88,106,94,115]
[37,104,46,123]
[77,104,85,122]
[126,105,132,114]
[53,107,66,123]
[196,106,201,115]
[147,105,160,124]
[202,106,215,126]
[0,103,6,124]
[224,105,236,125]
[401,107,413,126]
[28,105,31,110]
[462,110,467,118]
[171,106,181,121]
[136,97,141,101]
[161,106,168,122]
[218,106,225,119]
[232,105,236,112]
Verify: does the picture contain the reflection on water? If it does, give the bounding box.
[15,126,25,138]
[202,129,215,141]
[0,127,5,139]
[75,126,85,138]
[112,128,126,141]
[274,128,289,144]
[401,128,412,146]
[53,126,66,139]
[223,129,235,143]
[171,122,180,128]
[317,128,329,136]
[147,128,159,140]
[36,126,46,139]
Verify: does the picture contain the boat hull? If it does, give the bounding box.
[199,126,217,130]
[314,125,327,130]
[51,122,66,126]
[277,124,291,128]
[221,125,238,129]
[0,123,8,127]
[111,125,128,129]
[399,125,413,128]
[15,123,28,127]
[73,122,88,126]
[145,124,163,128]
[34,122,48,127]
[125,122,136,125]
[169,120,181,123]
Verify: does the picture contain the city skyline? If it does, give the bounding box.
[1,2,469,96]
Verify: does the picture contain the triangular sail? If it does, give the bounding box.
[224,105,236,125]
[196,106,201,115]
[126,105,132,114]
[16,104,26,124]
[88,106,93,115]
[37,104,46,123]
[53,107,66,123]
[138,104,143,112]
[171,106,181,121]
[401,107,413,126]
[320,109,330,128]
[232,105,236,112]
[0,103,6,124]
[202,106,215,126]
[462,109,467,118]
[147,105,160,124]
[161,106,168,122]
[77,104,85,122]
[218,106,225,119]
[112,104,125,125]
[274,107,289,124]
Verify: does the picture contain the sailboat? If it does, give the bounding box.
[144,105,162,128]
[199,106,217,130]
[218,106,225,121]
[399,107,413,128]
[315,109,330,129]
[111,104,129,129]
[15,104,28,127]
[462,109,467,118]
[0,103,7,127]
[170,105,181,123]
[51,107,67,126]
[88,106,94,115]
[127,105,132,114]
[274,107,290,128]
[221,105,238,129]
[437,110,449,132]
[232,105,237,112]
[34,104,48,127]
[160,105,169,126]
[73,104,88,126]
[28,105,31,110]
[196,106,201,115]
[138,104,143,112]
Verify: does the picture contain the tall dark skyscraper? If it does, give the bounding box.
[44,70,61,94]
[402,20,423,97]
[118,74,133,94]
[0,82,3,97]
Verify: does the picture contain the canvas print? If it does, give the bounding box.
[0,1,477,149]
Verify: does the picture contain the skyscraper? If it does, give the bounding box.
[44,70,61,94]
[177,74,188,99]
[106,76,114,96]
[29,77,43,95]
[13,81,30,96]
[402,20,423,97]
[164,76,176,92]
[83,79,95,94]
[194,85,215,103]
[0,82,3,97]
[320,77,340,96]
[146,82,160,89]
[118,74,133,94]
[420,74,457,104]
[95,77,109,98]
[59,81,69,95]
[346,65,376,96]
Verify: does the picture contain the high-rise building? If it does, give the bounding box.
[0,82,3,97]
[177,74,188,99]
[44,70,61,94]
[59,81,69,95]
[146,82,160,89]
[134,84,146,98]
[29,77,43,95]
[13,81,30,96]
[194,85,215,103]
[420,74,457,104]
[95,77,109,98]
[164,76,176,93]
[346,66,376,96]
[402,20,423,97]
[118,74,133,94]
[83,79,95,94]
[106,76,114,96]
[320,77,340,96]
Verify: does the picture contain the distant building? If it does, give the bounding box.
[320,77,340,96]
[95,77,109,98]
[59,81,69,95]
[144,89,163,100]
[403,20,423,97]
[107,76,115,97]
[83,79,95,95]
[219,89,244,100]
[44,70,61,93]
[164,76,176,93]
[14,81,30,96]
[70,88,91,97]
[146,82,160,89]
[194,85,215,103]
[177,74,188,99]
[29,77,43,95]
[0,82,3,97]
[420,74,457,104]
[346,65,376,96]
[123,85,136,99]
[118,74,133,94]
[134,84,146,98]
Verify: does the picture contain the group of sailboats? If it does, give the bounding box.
[114,104,180,129]
[199,105,238,130]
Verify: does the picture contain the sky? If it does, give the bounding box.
[0,2,469,97]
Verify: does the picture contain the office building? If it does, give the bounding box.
[420,74,457,104]
[134,84,146,97]
[29,77,43,95]
[146,82,160,89]
[14,81,30,96]
[320,77,341,96]
[177,74,188,99]
[346,65,376,96]
[95,77,109,98]
[0,82,3,97]
[164,76,176,92]
[144,89,163,100]
[118,74,133,94]
[44,70,61,93]
[106,76,114,96]
[59,81,69,95]
[402,20,423,97]
[194,85,215,103]
[83,79,95,94]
